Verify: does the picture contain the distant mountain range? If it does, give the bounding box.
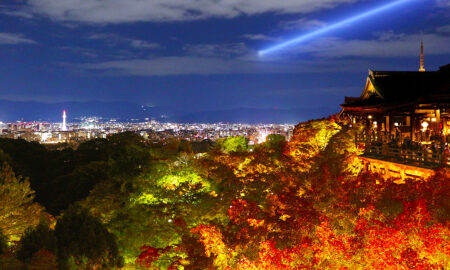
[175,107,339,124]
[0,100,339,124]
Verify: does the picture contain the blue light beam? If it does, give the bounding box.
[259,0,417,56]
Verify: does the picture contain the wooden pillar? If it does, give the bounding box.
[444,115,448,136]
[389,114,394,139]
[411,109,415,141]
[385,115,390,137]
[436,109,441,134]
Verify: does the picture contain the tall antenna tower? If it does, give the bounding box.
[62,110,67,131]
[419,40,425,72]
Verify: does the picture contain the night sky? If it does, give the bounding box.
[0,0,449,116]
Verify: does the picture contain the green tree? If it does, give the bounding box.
[265,134,286,148]
[55,206,123,269]
[17,222,57,262]
[288,118,341,172]
[261,134,286,158]
[106,132,151,176]
[0,163,44,242]
[48,161,110,214]
[219,136,248,153]
[81,153,225,268]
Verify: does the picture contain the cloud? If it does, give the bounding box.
[59,46,98,58]
[242,34,277,41]
[0,32,36,44]
[59,29,450,77]
[1,10,34,19]
[258,86,360,97]
[21,0,359,24]
[128,39,160,49]
[286,32,450,58]
[0,94,93,103]
[88,33,159,49]
[88,33,118,41]
[184,43,249,57]
[435,0,450,8]
[64,57,255,76]
[436,25,450,33]
[280,18,326,30]
[58,54,379,76]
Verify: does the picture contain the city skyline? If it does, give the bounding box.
[0,0,449,120]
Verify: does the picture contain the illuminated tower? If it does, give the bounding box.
[62,110,67,131]
[419,40,425,72]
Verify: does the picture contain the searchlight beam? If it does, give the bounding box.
[258,0,416,56]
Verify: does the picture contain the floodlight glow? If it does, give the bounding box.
[259,0,416,56]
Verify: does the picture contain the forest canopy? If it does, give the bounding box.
[0,119,448,269]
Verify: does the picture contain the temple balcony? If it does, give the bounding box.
[355,134,449,181]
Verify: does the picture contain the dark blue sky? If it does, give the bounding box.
[0,0,449,113]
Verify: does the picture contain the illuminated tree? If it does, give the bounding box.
[322,124,364,176]
[354,200,449,269]
[218,136,248,153]
[125,165,222,266]
[288,118,340,171]
[0,163,44,242]
[7,117,440,270]
[190,224,233,270]
[81,152,225,268]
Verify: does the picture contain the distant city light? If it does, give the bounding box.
[258,0,416,56]
[258,129,270,144]
[1,120,294,145]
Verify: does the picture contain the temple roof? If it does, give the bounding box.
[342,64,450,109]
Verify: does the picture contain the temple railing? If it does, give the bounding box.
[364,143,450,167]
[355,133,394,143]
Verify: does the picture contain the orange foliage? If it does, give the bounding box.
[137,245,172,268]
[228,199,262,227]
[191,224,232,269]
[355,200,449,269]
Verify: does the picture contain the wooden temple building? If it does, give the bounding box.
[340,42,450,180]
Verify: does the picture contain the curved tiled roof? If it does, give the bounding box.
[342,64,450,108]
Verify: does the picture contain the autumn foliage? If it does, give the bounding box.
[0,120,441,269]
[136,118,449,269]
[137,246,167,268]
